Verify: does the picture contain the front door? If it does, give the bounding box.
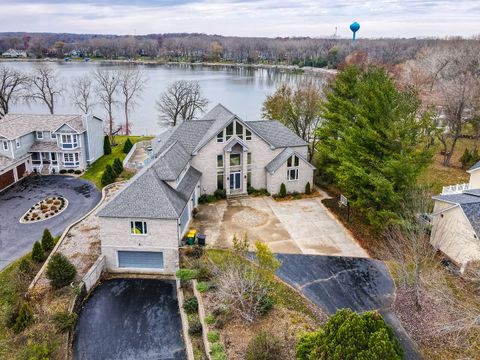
[230,171,241,190]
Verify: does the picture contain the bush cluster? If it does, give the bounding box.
[198,194,217,204]
[12,302,34,333]
[214,189,226,199]
[188,314,202,335]
[176,268,198,282]
[247,187,270,196]
[183,296,199,314]
[246,331,282,360]
[52,311,78,332]
[46,252,77,289]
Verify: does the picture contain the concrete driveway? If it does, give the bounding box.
[73,278,186,360]
[193,196,367,257]
[0,175,101,270]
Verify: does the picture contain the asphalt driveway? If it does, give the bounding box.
[194,196,368,257]
[73,278,186,360]
[0,175,101,270]
[276,254,421,359]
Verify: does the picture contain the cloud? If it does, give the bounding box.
[0,0,478,37]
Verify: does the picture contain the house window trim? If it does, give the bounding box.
[247,152,252,165]
[59,134,79,149]
[36,131,44,140]
[216,131,224,143]
[63,152,80,167]
[50,132,57,139]
[130,220,148,236]
[217,171,224,190]
[2,141,8,151]
[286,155,300,181]
[217,154,224,168]
[15,138,21,149]
[245,129,252,141]
[230,153,241,166]
[287,168,299,181]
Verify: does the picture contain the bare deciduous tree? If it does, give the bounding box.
[119,68,146,135]
[0,66,28,118]
[70,74,96,114]
[26,64,63,114]
[94,69,119,140]
[156,80,208,126]
[262,80,324,162]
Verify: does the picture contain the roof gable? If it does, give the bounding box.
[265,147,315,175]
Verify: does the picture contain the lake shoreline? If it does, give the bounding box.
[0,58,337,76]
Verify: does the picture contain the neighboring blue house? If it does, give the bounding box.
[0,114,104,192]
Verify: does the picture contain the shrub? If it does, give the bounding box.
[17,257,35,280]
[52,311,77,332]
[279,183,287,198]
[205,314,216,325]
[214,189,226,199]
[74,169,82,175]
[188,314,202,335]
[41,228,55,252]
[258,294,274,315]
[305,182,311,195]
[183,296,199,314]
[113,157,124,176]
[101,164,117,186]
[31,241,45,262]
[246,331,282,360]
[210,343,227,360]
[59,169,67,174]
[67,169,75,174]
[23,336,55,359]
[196,281,209,293]
[207,331,220,343]
[123,137,133,154]
[12,302,34,333]
[296,309,403,360]
[198,194,217,204]
[184,246,203,259]
[103,135,112,155]
[46,252,77,289]
[176,268,198,282]
[196,263,212,281]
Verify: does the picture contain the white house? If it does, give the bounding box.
[430,161,480,271]
[97,104,315,274]
[2,49,27,58]
[0,114,104,192]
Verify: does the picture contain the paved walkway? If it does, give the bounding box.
[194,195,368,257]
[276,254,421,360]
[73,278,186,360]
[0,175,101,270]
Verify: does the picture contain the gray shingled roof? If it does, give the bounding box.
[265,147,315,175]
[152,141,191,181]
[432,192,480,205]
[247,120,308,148]
[468,160,480,172]
[460,202,480,237]
[0,114,88,140]
[177,166,201,199]
[0,153,30,171]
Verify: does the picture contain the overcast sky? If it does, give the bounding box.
[0,0,478,38]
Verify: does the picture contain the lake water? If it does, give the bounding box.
[4,61,329,135]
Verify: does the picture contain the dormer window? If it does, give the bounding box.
[2,141,8,151]
[36,131,43,140]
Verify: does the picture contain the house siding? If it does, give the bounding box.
[469,170,480,189]
[100,217,180,275]
[266,157,314,195]
[84,115,104,164]
[431,200,480,270]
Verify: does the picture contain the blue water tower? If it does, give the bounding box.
[350,22,360,42]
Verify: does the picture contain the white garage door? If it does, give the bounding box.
[117,251,164,269]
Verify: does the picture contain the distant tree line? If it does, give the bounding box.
[0,32,472,68]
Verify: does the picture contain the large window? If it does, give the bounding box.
[230,153,241,166]
[217,154,223,168]
[63,153,80,166]
[217,172,224,190]
[130,221,148,235]
[60,134,79,149]
[236,122,243,139]
[287,155,299,181]
[226,123,234,141]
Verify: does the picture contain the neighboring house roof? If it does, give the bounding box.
[468,160,480,172]
[459,202,480,238]
[265,147,315,175]
[247,120,309,148]
[0,114,89,140]
[432,192,480,205]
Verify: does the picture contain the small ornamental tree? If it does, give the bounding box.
[46,253,77,289]
[103,135,112,155]
[31,241,45,262]
[305,182,311,195]
[297,308,403,360]
[41,228,54,252]
[12,302,34,333]
[113,158,123,176]
[123,137,133,154]
[101,164,116,187]
[279,183,287,198]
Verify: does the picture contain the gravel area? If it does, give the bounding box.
[34,184,124,289]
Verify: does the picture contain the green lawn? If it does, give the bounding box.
[81,135,152,189]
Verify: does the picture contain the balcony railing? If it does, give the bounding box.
[441,183,470,195]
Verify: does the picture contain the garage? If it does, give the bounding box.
[0,169,15,192]
[16,162,26,179]
[118,251,164,269]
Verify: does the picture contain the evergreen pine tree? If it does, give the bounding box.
[46,253,77,289]
[101,164,116,187]
[279,183,287,198]
[31,241,45,262]
[41,228,54,252]
[123,138,133,154]
[103,135,112,155]
[113,158,124,176]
